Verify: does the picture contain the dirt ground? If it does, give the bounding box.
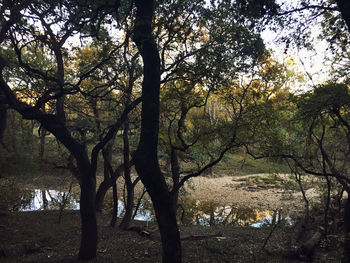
[0,210,342,263]
[184,174,320,212]
[0,173,345,262]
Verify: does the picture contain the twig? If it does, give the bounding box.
[261,216,280,250]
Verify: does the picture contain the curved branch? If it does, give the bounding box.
[277,5,338,16]
[90,97,141,174]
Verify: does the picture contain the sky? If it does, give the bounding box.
[259,0,340,91]
[261,28,332,91]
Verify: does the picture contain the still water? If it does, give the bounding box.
[178,199,292,227]
[20,189,80,211]
[19,189,152,221]
[19,189,292,227]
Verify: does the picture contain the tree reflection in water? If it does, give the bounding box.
[19,190,292,227]
[19,189,79,211]
[177,200,293,227]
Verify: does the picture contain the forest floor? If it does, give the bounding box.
[0,173,345,262]
[0,210,344,263]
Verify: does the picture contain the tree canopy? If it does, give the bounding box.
[1,0,350,262]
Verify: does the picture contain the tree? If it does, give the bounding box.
[131,0,273,261]
[245,81,350,259]
[0,0,142,259]
[295,83,350,260]
[131,1,182,262]
[0,1,295,262]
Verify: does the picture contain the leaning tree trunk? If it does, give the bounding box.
[135,157,182,263]
[133,1,182,262]
[96,178,112,212]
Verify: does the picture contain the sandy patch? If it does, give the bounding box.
[183,174,319,213]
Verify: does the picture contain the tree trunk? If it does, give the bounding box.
[119,182,134,229]
[110,175,118,227]
[42,189,48,210]
[0,105,6,145]
[77,163,97,260]
[152,191,182,263]
[119,122,134,229]
[0,40,98,261]
[171,147,180,214]
[101,144,118,227]
[96,178,112,212]
[39,127,47,168]
[133,1,182,262]
[95,161,134,212]
[135,157,182,263]
[95,144,113,212]
[344,194,350,261]
[49,126,98,260]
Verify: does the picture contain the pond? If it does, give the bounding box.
[18,189,152,221]
[18,189,292,227]
[20,189,80,211]
[177,199,292,227]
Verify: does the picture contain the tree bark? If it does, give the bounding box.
[133,1,182,262]
[110,175,118,227]
[0,105,6,145]
[119,122,135,229]
[96,178,112,212]
[344,194,350,261]
[77,160,97,260]
[100,145,119,228]
[96,144,113,213]
[170,147,180,214]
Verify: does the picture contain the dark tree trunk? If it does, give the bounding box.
[39,129,46,165]
[95,144,113,212]
[0,105,6,145]
[95,161,134,212]
[119,177,134,229]
[35,118,98,260]
[344,194,350,261]
[96,178,112,212]
[77,160,97,260]
[42,189,48,210]
[133,188,147,219]
[133,1,182,262]
[101,145,119,227]
[110,175,118,227]
[324,176,331,235]
[171,147,180,214]
[119,122,134,229]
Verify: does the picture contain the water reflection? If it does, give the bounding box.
[20,189,79,211]
[19,190,292,227]
[19,189,153,221]
[116,199,153,221]
[177,200,292,227]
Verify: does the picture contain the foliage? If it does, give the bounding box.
[3,0,350,261]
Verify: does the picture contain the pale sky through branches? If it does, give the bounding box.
[261,28,331,91]
[259,0,343,92]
